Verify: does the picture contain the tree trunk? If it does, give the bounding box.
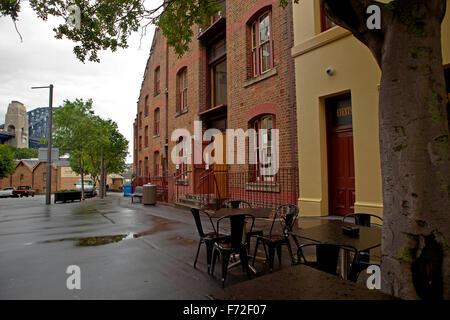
[378,10,450,299]
[80,158,85,200]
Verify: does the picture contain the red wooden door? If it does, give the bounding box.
[327,94,355,216]
[193,140,213,194]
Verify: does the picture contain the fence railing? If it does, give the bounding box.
[225,167,299,210]
[132,175,168,202]
[133,167,299,210]
[174,170,192,204]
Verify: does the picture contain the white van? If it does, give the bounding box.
[75,179,97,197]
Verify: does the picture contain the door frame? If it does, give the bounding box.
[325,92,355,216]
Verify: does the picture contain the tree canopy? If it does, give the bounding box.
[0,145,38,160]
[1,0,222,62]
[0,145,16,179]
[53,99,129,195]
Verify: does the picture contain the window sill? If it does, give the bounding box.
[244,68,277,88]
[154,91,160,97]
[175,109,188,118]
[153,134,160,139]
[245,182,280,193]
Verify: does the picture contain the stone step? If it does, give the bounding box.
[174,201,199,211]
[185,193,215,201]
[179,197,201,207]
[179,197,216,206]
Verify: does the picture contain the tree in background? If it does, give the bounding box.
[53,99,95,199]
[85,116,128,192]
[11,146,38,160]
[53,99,128,198]
[0,145,38,160]
[0,145,16,179]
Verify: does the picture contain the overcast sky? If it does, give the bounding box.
[0,2,158,163]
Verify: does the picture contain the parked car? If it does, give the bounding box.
[75,179,97,197]
[12,186,35,197]
[0,187,16,198]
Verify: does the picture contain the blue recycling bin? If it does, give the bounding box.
[123,184,132,197]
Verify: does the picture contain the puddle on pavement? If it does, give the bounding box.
[36,211,180,246]
[39,233,134,246]
[37,218,176,246]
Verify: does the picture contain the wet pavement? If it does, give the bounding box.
[0,193,269,299]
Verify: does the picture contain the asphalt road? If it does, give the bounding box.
[0,193,256,299]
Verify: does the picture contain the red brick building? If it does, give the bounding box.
[133,0,298,209]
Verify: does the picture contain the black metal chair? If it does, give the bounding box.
[224,199,264,253]
[296,242,358,277]
[191,208,230,274]
[343,213,383,264]
[252,204,299,272]
[343,213,383,227]
[211,214,254,288]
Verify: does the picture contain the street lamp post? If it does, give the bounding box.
[32,84,54,205]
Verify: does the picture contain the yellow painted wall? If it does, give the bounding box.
[292,0,450,217]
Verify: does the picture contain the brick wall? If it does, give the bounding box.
[11,162,33,187]
[134,0,298,203]
[32,162,58,194]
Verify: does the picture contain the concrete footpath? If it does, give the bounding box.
[0,193,256,299]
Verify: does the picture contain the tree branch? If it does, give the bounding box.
[321,0,387,66]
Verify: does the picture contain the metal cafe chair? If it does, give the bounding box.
[211,214,255,288]
[343,213,383,263]
[191,208,230,274]
[343,213,383,227]
[252,204,299,272]
[224,199,264,253]
[296,243,358,278]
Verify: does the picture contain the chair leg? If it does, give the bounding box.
[205,241,213,274]
[276,245,282,266]
[221,251,231,288]
[194,241,202,269]
[252,238,260,266]
[286,239,295,265]
[211,247,219,276]
[268,245,275,273]
[262,242,269,262]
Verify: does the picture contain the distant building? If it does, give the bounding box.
[28,107,50,141]
[1,103,51,149]
[0,157,122,194]
[1,101,29,148]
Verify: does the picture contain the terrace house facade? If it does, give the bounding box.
[133,0,298,208]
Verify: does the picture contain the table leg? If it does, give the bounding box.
[340,249,351,280]
[226,254,258,274]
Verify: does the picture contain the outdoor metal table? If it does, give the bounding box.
[290,220,382,279]
[209,264,393,300]
[211,207,273,219]
[210,207,273,273]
